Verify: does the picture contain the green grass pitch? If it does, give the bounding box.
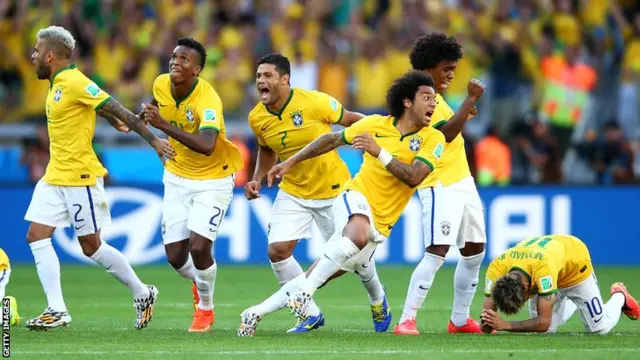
[5,265,640,359]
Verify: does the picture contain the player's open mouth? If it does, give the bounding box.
[258,86,270,101]
[426,110,434,118]
[170,66,181,74]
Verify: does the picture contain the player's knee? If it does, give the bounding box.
[426,244,449,258]
[78,235,101,257]
[460,242,485,257]
[344,215,370,249]
[267,242,294,263]
[166,251,187,269]
[26,224,52,243]
[189,239,213,260]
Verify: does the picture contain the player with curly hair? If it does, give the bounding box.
[395,32,487,335]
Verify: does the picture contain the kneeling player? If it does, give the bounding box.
[238,70,444,336]
[481,234,640,334]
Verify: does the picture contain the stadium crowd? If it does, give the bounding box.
[1,0,639,185]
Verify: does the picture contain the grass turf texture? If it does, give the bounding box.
[6,265,640,359]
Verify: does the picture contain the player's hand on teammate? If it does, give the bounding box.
[151,138,176,165]
[480,309,508,331]
[245,180,262,200]
[113,119,130,133]
[467,78,485,100]
[352,132,381,157]
[141,103,164,127]
[267,160,293,187]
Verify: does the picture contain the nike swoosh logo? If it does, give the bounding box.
[74,224,85,230]
[472,283,478,287]
[418,285,430,291]
[374,133,386,138]
[594,316,603,323]
[158,103,168,107]
[361,264,369,268]
[261,125,268,131]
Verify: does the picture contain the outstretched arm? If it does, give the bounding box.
[97,108,130,133]
[100,99,158,146]
[436,79,484,142]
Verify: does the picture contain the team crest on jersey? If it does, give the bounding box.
[408,136,422,152]
[291,110,304,127]
[185,105,195,123]
[441,221,451,236]
[53,86,63,102]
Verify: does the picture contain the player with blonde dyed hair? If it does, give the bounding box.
[24,25,175,330]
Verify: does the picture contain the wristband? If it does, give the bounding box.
[377,148,393,167]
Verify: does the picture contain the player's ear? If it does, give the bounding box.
[281,73,290,86]
[403,98,412,109]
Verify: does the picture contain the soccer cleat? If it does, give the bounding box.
[237,309,261,337]
[394,318,420,335]
[191,282,200,311]
[611,282,640,320]
[448,318,484,333]
[188,308,214,332]
[370,296,392,332]
[25,307,71,331]
[286,290,311,319]
[134,285,158,330]
[286,313,325,333]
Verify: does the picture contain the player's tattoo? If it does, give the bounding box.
[289,132,345,164]
[101,99,157,145]
[97,108,121,125]
[508,293,556,332]
[385,159,431,188]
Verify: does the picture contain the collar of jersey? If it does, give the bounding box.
[171,78,199,107]
[49,64,77,89]
[265,89,294,120]
[391,116,422,141]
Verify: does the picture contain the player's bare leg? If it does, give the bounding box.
[188,233,217,332]
[79,232,157,330]
[25,222,72,331]
[165,240,199,310]
[448,242,485,333]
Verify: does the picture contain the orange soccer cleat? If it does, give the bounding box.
[188,308,215,332]
[448,318,484,333]
[611,282,640,320]
[393,318,420,335]
[192,282,200,311]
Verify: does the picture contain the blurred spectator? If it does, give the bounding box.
[20,124,49,184]
[353,34,390,114]
[511,115,562,184]
[475,126,511,186]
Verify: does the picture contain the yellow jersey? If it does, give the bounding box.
[44,64,111,186]
[0,248,10,272]
[485,234,593,298]
[152,74,243,180]
[342,115,445,236]
[418,94,471,188]
[248,88,350,200]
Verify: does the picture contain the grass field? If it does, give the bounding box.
[5,265,640,359]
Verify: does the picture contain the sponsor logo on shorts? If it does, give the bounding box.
[441,221,451,236]
[358,203,368,211]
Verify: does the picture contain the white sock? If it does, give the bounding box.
[357,260,385,305]
[176,255,196,281]
[270,256,304,286]
[29,239,67,312]
[303,236,360,296]
[90,242,149,299]
[597,293,625,334]
[195,263,217,311]
[253,273,306,317]
[400,252,444,322]
[451,251,484,326]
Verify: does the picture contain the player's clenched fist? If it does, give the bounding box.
[245,180,262,200]
[267,160,293,187]
[467,78,485,100]
[351,132,381,157]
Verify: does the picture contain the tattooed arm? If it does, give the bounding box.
[482,293,556,333]
[97,108,130,133]
[99,99,175,162]
[266,132,345,186]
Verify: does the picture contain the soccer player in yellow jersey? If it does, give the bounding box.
[237,71,444,337]
[244,53,389,333]
[0,248,19,326]
[480,234,640,334]
[396,33,487,335]
[140,38,243,333]
[24,26,174,331]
